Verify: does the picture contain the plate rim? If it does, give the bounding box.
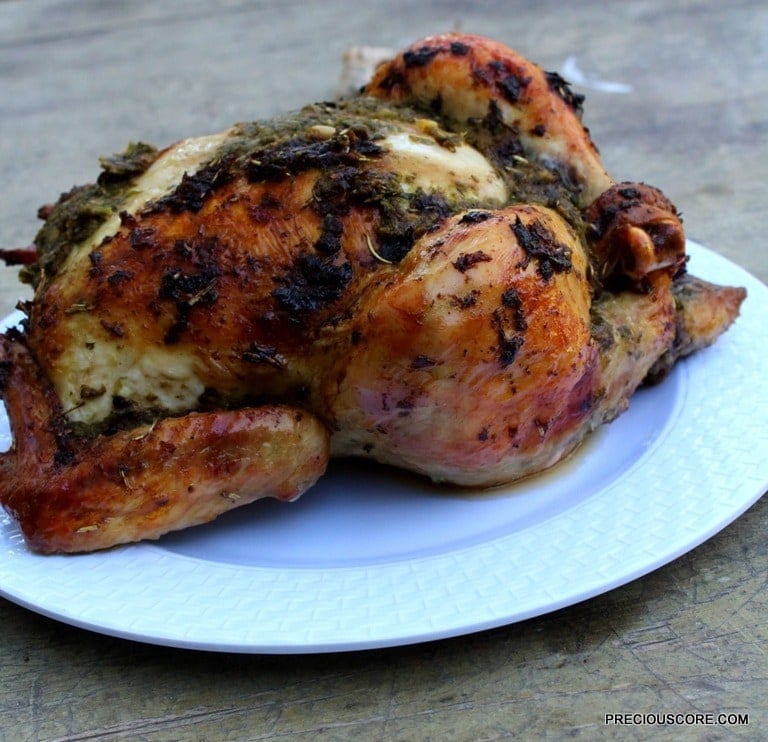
[1,240,767,653]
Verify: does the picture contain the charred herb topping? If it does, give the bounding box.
[450,41,470,56]
[273,253,354,315]
[374,67,407,93]
[215,100,464,265]
[158,237,221,344]
[487,60,532,104]
[304,148,452,264]
[372,190,452,263]
[244,134,383,183]
[367,41,587,236]
[314,214,345,255]
[129,225,158,250]
[24,142,159,288]
[459,102,584,234]
[470,61,531,105]
[544,71,585,116]
[107,269,134,287]
[24,92,590,308]
[511,216,572,280]
[500,287,527,331]
[0,359,11,393]
[618,186,641,200]
[492,286,528,368]
[497,331,524,368]
[453,250,493,273]
[459,210,493,224]
[145,156,235,215]
[97,142,158,182]
[53,432,77,468]
[241,343,286,369]
[224,99,415,159]
[403,46,441,68]
[452,290,480,309]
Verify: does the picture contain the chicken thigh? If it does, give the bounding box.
[0,33,745,552]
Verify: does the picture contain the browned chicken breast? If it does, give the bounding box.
[0,33,745,553]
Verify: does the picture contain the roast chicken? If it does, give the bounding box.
[0,33,745,553]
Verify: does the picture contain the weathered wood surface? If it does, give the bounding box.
[1,1,765,738]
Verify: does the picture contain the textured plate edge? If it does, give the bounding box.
[0,242,766,653]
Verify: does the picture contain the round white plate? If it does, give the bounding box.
[1,241,766,653]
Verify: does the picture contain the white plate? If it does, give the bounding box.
[1,241,766,653]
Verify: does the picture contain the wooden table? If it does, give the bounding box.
[1,1,765,738]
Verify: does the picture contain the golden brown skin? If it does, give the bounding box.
[0,333,329,553]
[0,338,328,552]
[646,274,748,383]
[0,32,745,552]
[331,207,681,485]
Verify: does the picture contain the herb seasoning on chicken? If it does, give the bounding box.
[0,33,745,553]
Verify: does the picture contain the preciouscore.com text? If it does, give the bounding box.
[604,712,748,726]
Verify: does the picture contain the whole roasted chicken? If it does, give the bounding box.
[0,33,745,553]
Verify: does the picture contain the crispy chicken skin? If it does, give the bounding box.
[0,333,329,553]
[0,33,745,552]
